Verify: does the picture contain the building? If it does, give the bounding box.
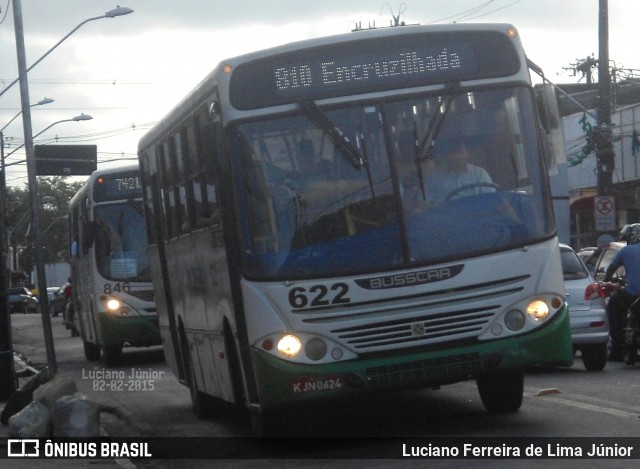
[553,80,640,249]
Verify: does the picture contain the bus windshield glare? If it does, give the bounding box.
[234,87,554,280]
[93,201,151,282]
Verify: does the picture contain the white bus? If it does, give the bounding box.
[68,164,161,365]
[138,23,573,433]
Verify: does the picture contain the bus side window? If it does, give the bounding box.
[158,142,180,239]
[69,205,80,259]
[80,199,91,256]
[139,152,157,245]
[189,114,220,228]
[176,128,197,232]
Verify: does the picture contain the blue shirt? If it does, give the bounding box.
[608,243,640,296]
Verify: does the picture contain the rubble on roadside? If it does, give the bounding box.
[2,369,100,438]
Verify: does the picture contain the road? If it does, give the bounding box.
[4,312,640,468]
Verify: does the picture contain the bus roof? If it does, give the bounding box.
[138,22,525,152]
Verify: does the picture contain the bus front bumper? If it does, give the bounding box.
[98,313,162,348]
[250,306,572,409]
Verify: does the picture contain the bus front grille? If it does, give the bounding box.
[366,352,482,385]
[331,307,496,351]
[128,289,155,302]
[294,274,529,353]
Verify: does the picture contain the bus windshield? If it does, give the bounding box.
[234,86,554,280]
[94,201,151,282]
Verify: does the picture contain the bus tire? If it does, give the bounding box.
[181,330,222,419]
[104,344,123,366]
[476,369,523,413]
[83,340,101,361]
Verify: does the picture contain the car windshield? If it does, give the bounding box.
[560,248,589,281]
[232,86,554,280]
[94,201,150,281]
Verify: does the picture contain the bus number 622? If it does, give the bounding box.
[288,283,350,309]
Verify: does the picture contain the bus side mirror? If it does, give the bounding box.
[534,84,567,169]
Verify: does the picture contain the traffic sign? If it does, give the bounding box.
[594,196,616,232]
[34,145,97,176]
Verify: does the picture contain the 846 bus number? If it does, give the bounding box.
[103,282,131,294]
[288,283,350,309]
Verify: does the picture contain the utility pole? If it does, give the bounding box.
[596,0,615,198]
[12,0,57,377]
[0,133,17,400]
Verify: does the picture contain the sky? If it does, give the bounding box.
[1,0,639,187]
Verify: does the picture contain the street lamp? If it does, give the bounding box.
[0,6,133,99]
[3,113,94,164]
[0,97,55,134]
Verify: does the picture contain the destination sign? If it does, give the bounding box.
[229,30,520,110]
[93,170,143,202]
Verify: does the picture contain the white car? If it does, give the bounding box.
[560,243,609,371]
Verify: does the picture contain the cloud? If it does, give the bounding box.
[2,0,639,185]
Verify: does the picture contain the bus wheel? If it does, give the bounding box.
[104,345,122,366]
[476,369,523,413]
[83,340,101,361]
[183,339,221,419]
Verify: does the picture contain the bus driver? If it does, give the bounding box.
[424,140,495,204]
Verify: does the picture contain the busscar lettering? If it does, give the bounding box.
[356,264,464,290]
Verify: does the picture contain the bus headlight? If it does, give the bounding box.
[102,297,129,316]
[526,300,549,321]
[479,294,565,341]
[277,335,301,358]
[257,332,357,364]
[504,310,526,331]
[305,338,327,361]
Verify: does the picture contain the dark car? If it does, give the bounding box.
[8,287,39,314]
[49,284,70,317]
[582,242,625,280]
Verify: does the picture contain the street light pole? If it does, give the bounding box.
[0,6,133,99]
[12,0,57,377]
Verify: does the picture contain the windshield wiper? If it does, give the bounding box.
[416,82,460,162]
[413,83,460,200]
[299,101,366,170]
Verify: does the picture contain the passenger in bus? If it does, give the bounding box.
[423,140,495,204]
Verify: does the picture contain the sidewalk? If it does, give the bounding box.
[0,317,136,468]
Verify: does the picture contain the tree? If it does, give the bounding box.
[7,177,84,274]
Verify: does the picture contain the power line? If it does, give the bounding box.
[427,0,522,24]
[427,0,495,23]
[456,0,522,22]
